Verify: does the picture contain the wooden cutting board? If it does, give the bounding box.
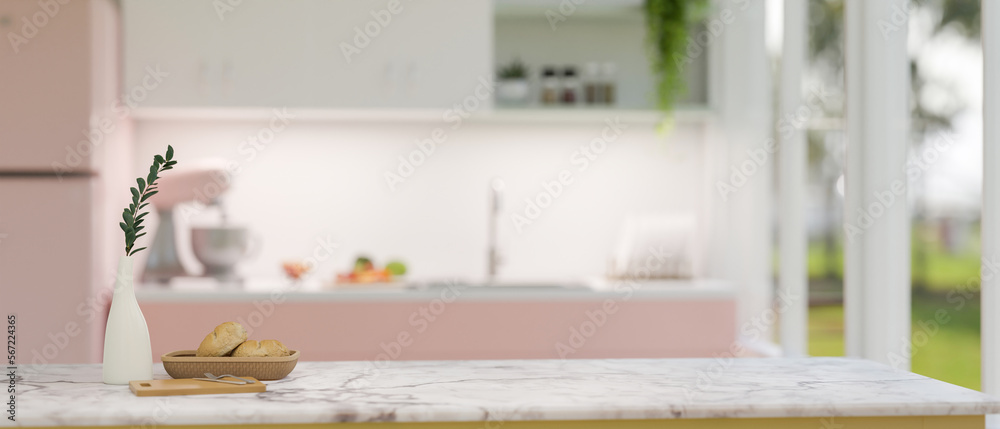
[129,377,266,396]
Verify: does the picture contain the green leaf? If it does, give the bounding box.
[121,145,175,257]
[128,247,147,256]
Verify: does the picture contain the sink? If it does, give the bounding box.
[326,280,593,292]
[407,281,591,292]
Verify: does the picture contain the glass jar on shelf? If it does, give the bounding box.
[540,66,560,106]
[602,62,618,106]
[584,62,603,105]
[561,66,580,105]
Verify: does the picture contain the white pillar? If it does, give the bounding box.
[706,0,731,281]
[843,0,864,361]
[718,0,774,347]
[843,0,911,368]
[982,0,1000,398]
[778,0,808,357]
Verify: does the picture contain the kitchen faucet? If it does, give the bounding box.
[488,178,504,282]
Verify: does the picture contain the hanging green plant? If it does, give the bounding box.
[644,0,707,113]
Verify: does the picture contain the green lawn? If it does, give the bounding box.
[804,227,983,390]
[809,294,981,390]
[807,228,982,293]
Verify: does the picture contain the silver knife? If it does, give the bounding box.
[193,377,247,385]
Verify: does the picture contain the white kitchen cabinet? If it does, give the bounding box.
[122,0,493,109]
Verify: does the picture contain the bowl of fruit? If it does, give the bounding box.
[281,261,311,282]
[334,256,407,286]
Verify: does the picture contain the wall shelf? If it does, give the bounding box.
[494,0,644,18]
[128,106,714,126]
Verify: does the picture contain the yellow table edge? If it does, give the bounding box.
[24,415,986,428]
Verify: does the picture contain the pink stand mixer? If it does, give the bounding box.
[142,162,256,286]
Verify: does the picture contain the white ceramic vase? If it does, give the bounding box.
[102,256,153,384]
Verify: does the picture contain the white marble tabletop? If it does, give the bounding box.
[9,357,1000,427]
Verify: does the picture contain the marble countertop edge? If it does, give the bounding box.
[12,358,1000,427]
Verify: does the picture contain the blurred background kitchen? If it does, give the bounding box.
[0,0,988,392]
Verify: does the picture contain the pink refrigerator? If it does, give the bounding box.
[0,0,131,364]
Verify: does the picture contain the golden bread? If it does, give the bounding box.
[195,322,248,357]
[231,339,290,357]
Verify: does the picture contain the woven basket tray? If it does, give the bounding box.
[161,350,300,381]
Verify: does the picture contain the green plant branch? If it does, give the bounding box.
[121,145,176,256]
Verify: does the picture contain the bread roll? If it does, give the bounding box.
[196,322,248,357]
[231,339,290,357]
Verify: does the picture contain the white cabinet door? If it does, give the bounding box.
[123,0,493,109]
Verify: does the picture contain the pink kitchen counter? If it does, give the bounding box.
[135,280,737,362]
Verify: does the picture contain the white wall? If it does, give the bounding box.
[131,113,709,284]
